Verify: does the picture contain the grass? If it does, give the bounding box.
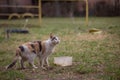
[0,17,120,80]
[0,70,25,80]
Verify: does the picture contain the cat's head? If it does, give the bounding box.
[49,33,60,45]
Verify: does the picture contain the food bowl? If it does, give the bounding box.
[54,56,72,66]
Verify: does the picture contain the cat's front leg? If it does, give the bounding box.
[41,59,47,70]
[39,55,47,70]
[45,57,50,67]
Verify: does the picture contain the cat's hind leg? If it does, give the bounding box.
[29,62,38,69]
[28,54,38,69]
[20,59,26,69]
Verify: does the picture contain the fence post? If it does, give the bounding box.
[85,0,89,26]
[38,0,42,25]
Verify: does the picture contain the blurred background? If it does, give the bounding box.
[0,1,120,80]
[0,0,120,19]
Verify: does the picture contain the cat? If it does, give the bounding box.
[6,33,60,70]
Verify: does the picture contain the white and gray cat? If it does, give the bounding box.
[6,33,60,70]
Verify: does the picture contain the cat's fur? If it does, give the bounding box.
[6,34,60,70]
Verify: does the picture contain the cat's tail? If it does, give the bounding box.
[6,47,21,69]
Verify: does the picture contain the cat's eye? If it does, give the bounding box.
[52,37,57,41]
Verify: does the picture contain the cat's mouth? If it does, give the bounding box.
[53,41,60,45]
[57,40,60,44]
[56,41,59,44]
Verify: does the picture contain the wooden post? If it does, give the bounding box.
[6,29,10,39]
[85,0,89,26]
[38,0,42,25]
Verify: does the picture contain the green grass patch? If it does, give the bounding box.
[0,70,25,80]
[0,17,120,80]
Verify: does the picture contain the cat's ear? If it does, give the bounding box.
[50,33,53,39]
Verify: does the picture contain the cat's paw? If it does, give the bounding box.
[33,66,38,69]
[41,66,47,70]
